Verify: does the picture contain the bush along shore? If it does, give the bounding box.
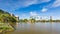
[0,10,17,33]
[0,23,15,34]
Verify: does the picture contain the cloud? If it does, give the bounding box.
[15,15,19,17]
[41,8,48,12]
[0,0,22,11]
[23,0,50,7]
[30,11,38,16]
[0,0,51,12]
[52,0,60,7]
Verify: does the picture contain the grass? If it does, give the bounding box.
[0,23,14,33]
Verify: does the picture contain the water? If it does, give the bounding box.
[5,22,60,34]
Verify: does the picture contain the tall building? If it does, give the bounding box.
[15,15,19,21]
[50,16,52,20]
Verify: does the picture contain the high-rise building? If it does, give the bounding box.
[50,16,52,20]
[15,15,19,21]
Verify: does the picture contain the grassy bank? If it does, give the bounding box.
[0,23,14,33]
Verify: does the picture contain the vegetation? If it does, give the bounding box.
[0,9,17,33]
[19,19,60,23]
[29,18,35,23]
[0,23,14,33]
[0,9,17,23]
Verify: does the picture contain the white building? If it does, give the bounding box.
[15,15,19,21]
[30,16,49,20]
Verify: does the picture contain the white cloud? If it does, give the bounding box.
[15,15,19,17]
[23,0,37,7]
[0,0,50,11]
[41,8,48,12]
[30,11,38,16]
[40,0,50,3]
[23,0,50,7]
[52,0,60,7]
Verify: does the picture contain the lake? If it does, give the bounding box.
[5,22,60,34]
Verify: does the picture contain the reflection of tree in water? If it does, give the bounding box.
[9,23,16,30]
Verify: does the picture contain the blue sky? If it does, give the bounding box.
[0,0,60,20]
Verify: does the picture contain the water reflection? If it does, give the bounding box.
[5,22,60,34]
[9,23,16,30]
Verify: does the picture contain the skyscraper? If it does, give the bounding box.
[50,16,52,20]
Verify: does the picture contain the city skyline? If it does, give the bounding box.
[0,0,60,20]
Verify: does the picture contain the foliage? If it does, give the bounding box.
[0,9,17,23]
[23,19,28,22]
[19,19,28,22]
[28,18,35,23]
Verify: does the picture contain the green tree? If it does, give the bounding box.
[30,18,35,23]
[0,9,17,23]
[23,19,28,22]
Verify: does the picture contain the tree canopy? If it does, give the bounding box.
[0,9,17,23]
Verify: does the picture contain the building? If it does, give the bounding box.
[15,15,19,21]
[30,16,49,20]
[50,16,52,20]
[10,13,15,16]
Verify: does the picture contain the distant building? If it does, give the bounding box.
[10,13,15,16]
[30,16,50,20]
[9,13,19,22]
[50,16,52,20]
[15,15,19,21]
[40,17,42,20]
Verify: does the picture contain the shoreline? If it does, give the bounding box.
[0,23,15,34]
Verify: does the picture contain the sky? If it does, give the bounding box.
[0,0,60,20]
